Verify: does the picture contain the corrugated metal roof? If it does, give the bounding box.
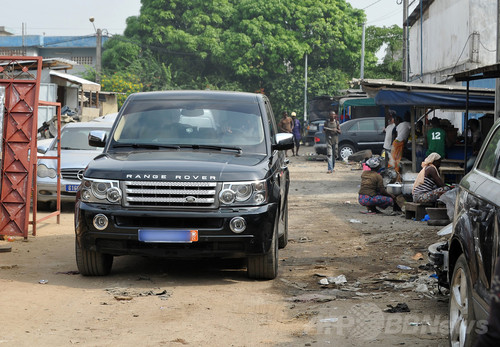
[50,70,100,92]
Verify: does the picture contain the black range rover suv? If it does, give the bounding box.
[75,91,293,280]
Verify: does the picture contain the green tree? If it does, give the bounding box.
[101,0,399,115]
[363,25,403,80]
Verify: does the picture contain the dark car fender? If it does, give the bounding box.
[448,212,478,285]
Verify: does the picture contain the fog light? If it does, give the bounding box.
[93,214,108,230]
[229,217,246,233]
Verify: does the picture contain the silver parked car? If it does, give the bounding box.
[36,121,113,205]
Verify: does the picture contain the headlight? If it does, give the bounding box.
[81,178,122,204]
[37,164,57,178]
[219,180,268,206]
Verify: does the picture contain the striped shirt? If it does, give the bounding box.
[413,176,438,196]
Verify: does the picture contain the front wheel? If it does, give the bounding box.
[75,240,113,276]
[449,254,476,347]
[247,216,279,280]
[338,143,355,161]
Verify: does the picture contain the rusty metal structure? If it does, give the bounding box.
[0,57,42,239]
[30,101,61,236]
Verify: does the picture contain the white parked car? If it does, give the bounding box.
[36,121,113,206]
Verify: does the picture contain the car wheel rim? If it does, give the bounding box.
[449,267,468,347]
[340,147,354,161]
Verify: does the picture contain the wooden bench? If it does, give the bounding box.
[404,202,435,220]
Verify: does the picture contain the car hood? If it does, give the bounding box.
[38,149,104,170]
[84,151,270,182]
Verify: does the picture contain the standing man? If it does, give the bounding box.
[324,111,341,173]
[391,114,410,173]
[291,112,301,156]
[278,111,294,156]
[383,111,396,169]
[425,117,446,158]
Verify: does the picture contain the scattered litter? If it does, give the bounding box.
[414,284,429,293]
[412,253,423,261]
[429,274,438,279]
[105,287,171,300]
[114,296,133,301]
[344,201,351,204]
[0,245,12,253]
[421,215,430,222]
[349,219,362,224]
[55,270,80,275]
[320,318,338,323]
[287,293,336,303]
[298,237,313,243]
[39,280,48,284]
[327,274,347,285]
[385,303,410,313]
[397,265,412,270]
[409,322,430,326]
[318,278,329,285]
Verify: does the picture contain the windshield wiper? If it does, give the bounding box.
[112,143,180,150]
[180,144,242,154]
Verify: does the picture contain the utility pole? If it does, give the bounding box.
[304,53,308,124]
[402,0,408,81]
[96,28,102,84]
[360,23,365,80]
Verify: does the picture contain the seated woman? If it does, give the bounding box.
[412,152,451,203]
[358,157,396,214]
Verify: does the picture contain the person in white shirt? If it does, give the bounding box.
[383,111,396,168]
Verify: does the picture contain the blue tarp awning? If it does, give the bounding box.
[374,90,494,111]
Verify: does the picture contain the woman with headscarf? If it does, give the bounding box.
[358,157,396,214]
[412,152,451,203]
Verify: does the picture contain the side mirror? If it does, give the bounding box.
[272,133,294,151]
[37,145,49,154]
[88,130,107,148]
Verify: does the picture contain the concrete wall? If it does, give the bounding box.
[408,0,496,84]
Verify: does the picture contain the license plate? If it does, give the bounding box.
[65,184,80,192]
[138,229,198,243]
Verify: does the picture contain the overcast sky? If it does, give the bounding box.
[2,0,402,37]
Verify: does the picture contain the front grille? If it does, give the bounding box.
[124,180,218,208]
[61,168,83,180]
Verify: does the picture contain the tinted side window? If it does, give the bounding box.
[375,119,385,130]
[264,100,277,144]
[477,125,500,176]
[358,120,375,131]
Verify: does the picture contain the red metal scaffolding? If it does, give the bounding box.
[0,57,42,239]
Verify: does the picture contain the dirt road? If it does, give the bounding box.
[0,154,449,346]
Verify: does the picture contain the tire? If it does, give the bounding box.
[247,214,279,280]
[75,239,113,276]
[449,254,476,347]
[338,143,355,161]
[278,202,288,249]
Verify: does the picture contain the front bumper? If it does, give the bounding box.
[75,201,278,258]
[36,178,81,203]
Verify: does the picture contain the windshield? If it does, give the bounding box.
[53,127,110,150]
[111,100,266,154]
